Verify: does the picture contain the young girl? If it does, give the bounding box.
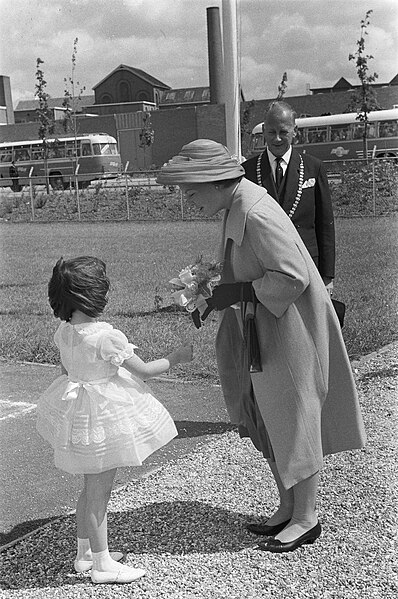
[36,256,193,584]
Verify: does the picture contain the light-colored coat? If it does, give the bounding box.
[215,178,366,489]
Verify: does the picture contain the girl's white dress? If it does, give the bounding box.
[36,321,178,474]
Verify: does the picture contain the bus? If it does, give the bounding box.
[249,108,398,161]
[0,133,121,191]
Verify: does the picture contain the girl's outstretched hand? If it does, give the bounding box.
[170,343,193,365]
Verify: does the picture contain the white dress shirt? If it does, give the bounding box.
[267,146,292,182]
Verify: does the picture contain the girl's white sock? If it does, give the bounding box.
[92,548,116,572]
[76,537,91,560]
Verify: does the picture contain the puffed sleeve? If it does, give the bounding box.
[98,329,137,366]
[53,322,66,349]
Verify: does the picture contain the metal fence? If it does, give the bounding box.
[0,158,397,222]
[323,157,398,217]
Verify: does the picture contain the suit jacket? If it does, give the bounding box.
[242,149,335,279]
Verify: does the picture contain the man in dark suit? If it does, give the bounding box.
[242,101,335,292]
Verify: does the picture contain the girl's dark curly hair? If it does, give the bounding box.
[48,256,110,322]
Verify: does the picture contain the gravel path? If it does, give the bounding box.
[0,343,396,599]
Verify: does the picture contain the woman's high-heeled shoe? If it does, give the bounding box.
[246,519,291,536]
[258,521,321,553]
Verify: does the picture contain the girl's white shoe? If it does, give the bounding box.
[74,551,123,573]
[91,564,146,584]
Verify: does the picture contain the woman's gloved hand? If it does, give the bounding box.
[191,309,202,329]
[190,282,255,329]
[208,282,254,310]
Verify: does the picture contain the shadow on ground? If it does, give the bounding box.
[0,516,61,549]
[0,500,254,590]
[0,421,237,548]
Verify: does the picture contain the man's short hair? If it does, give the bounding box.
[265,101,297,122]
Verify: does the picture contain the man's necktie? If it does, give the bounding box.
[275,157,284,191]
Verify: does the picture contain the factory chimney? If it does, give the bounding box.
[206,7,224,104]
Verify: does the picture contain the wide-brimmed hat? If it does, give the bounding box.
[156,139,245,184]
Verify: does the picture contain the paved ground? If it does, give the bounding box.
[2,344,396,553]
[0,361,231,547]
[1,344,396,598]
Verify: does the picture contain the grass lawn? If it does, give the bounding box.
[1,217,397,382]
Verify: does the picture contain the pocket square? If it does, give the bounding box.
[302,178,315,189]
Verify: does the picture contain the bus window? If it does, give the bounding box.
[81,143,91,156]
[251,134,264,151]
[295,129,306,144]
[367,123,376,138]
[379,120,398,138]
[65,141,79,157]
[352,122,376,139]
[352,124,362,140]
[48,142,66,158]
[14,147,31,161]
[307,127,327,143]
[330,125,351,142]
[31,144,44,160]
[93,142,118,155]
[0,147,12,162]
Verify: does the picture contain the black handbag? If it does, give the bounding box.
[332,299,346,328]
[241,287,262,373]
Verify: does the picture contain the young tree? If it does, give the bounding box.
[348,9,380,162]
[240,99,256,158]
[35,58,55,193]
[62,38,86,170]
[276,72,288,100]
[139,112,154,169]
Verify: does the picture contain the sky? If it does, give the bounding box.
[1,0,397,108]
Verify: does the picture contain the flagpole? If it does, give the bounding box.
[222,0,241,159]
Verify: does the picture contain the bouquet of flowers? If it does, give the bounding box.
[169,256,223,316]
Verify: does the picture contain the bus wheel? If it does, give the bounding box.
[377,152,396,159]
[50,175,64,190]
